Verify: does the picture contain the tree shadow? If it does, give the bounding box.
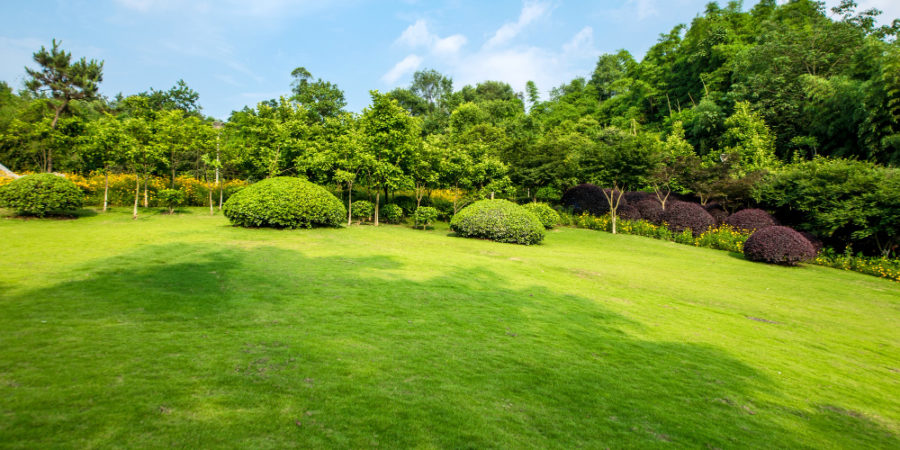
[1,243,886,447]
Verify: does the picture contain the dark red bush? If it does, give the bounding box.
[616,204,642,221]
[624,191,653,204]
[560,184,625,216]
[635,199,663,224]
[705,205,729,225]
[743,226,816,266]
[725,208,778,233]
[661,201,715,236]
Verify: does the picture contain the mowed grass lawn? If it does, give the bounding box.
[0,208,898,448]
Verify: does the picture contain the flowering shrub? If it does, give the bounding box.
[0,173,84,216]
[223,177,345,229]
[814,249,900,282]
[743,226,816,266]
[522,202,561,229]
[694,225,748,253]
[414,206,439,229]
[65,173,247,207]
[451,199,545,245]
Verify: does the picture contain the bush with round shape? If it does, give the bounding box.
[635,199,663,224]
[624,191,653,204]
[157,188,185,214]
[380,203,404,224]
[743,226,816,266]
[0,173,83,217]
[522,202,561,229]
[799,231,824,254]
[661,201,715,236]
[351,200,374,222]
[616,204,642,221]
[223,177,345,229]
[725,208,778,233]
[450,199,545,245]
[414,206,438,229]
[560,183,624,216]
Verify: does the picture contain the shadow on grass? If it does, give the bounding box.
[2,243,894,447]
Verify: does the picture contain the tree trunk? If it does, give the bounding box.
[46,100,68,173]
[133,173,140,219]
[490,191,495,200]
[347,181,354,226]
[374,191,380,226]
[103,168,109,212]
[143,172,149,208]
[209,183,214,215]
[219,185,224,210]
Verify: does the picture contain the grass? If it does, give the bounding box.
[0,207,898,448]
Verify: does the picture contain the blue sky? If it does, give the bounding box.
[1,0,896,120]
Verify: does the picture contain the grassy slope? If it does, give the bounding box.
[0,208,897,448]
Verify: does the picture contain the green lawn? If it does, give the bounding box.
[0,208,897,448]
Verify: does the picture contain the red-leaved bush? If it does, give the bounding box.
[561,184,625,216]
[725,208,778,233]
[616,204,642,221]
[661,201,715,236]
[743,226,816,265]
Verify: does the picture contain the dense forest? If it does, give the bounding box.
[1,0,898,256]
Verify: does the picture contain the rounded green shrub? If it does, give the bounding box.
[0,173,83,217]
[414,206,438,229]
[380,203,404,224]
[223,177,345,228]
[351,200,374,222]
[157,188,185,214]
[522,202,560,229]
[450,199,545,245]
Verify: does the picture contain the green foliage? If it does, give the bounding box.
[157,188,185,214]
[413,206,438,229]
[450,199,545,245]
[535,186,561,203]
[0,173,84,216]
[351,200,374,222]
[223,177,345,229]
[522,202,561,229]
[380,204,403,224]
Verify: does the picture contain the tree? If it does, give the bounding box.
[720,101,779,175]
[651,121,696,209]
[24,39,103,172]
[81,114,128,211]
[139,79,201,114]
[123,117,158,219]
[359,91,421,225]
[290,67,347,122]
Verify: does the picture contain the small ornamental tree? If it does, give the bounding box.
[351,200,374,223]
[157,189,185,214]
[380,204,404,224]
[0,173,83,216]
[414,206,438,229]
[743,226,816,266]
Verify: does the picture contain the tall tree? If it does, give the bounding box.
[290,67,347,122]
[24,39,103,172]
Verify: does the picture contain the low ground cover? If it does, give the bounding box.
[0,208,897,447]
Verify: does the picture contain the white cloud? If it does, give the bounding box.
[381,54,423,84]
[626,0,659,20]
[483,1,550,49]
[563,27,594,54]
[395,19,467,55]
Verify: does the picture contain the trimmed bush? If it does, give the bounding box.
[351,200,374,222]
[743,226,816,265]
[157,189,185,214]
[522,202,561,229]
[414,206,438,229]
[451,199,545,245]
[0,173,84,216]
[560,183,623,216]
[380,204,404,224]
[635,199,664,224]
[725,208,778,233]
[223,177,345,228]
[624,191,653,204]
[661,201,715,236]
[616,204,642,221]
[799,231,824,254]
